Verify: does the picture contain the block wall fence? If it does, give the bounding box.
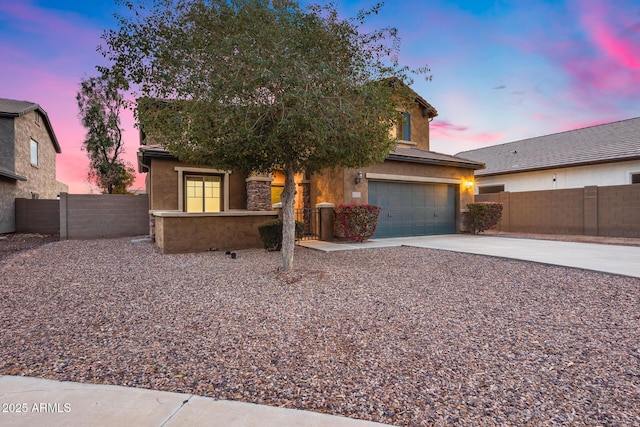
[15,193,149,239]
[475,184,640,238]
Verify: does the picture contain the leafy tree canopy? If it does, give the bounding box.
[102,0,423,175]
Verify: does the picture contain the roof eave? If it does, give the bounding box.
[476,155,640,177]
[0,107,61,153]
[386,154,485,170]
[138,147,177,173]
[0,168,27,181]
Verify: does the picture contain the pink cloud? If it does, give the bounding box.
[581,3,640,71]
[552,1,640,103]
[429,119,507,155]
[431,119,505,144]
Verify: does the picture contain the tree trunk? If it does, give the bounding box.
[280,164,297,271]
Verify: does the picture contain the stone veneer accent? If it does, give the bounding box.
[246,178,272,211]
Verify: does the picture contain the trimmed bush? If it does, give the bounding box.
[334,204,381,242]
[464,202,503,234]
[258,218,305,251]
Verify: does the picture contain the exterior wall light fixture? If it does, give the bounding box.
[355,171,363,185]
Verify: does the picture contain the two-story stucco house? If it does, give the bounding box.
[0,98,68,233]
[138,87,484,253]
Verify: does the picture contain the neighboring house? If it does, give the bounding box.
[0,98,68,234]
[457,117,640,194]
[138,88,484,253]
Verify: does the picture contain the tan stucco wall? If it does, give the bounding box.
[154,212,278,253]
[309,167,345,207]
[148,157,248,211]
[405,103,431,150]
[14,111,61,199]
[1,111,62,233]
[311,161,475,207]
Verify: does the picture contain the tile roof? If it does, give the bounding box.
[388,146,485,169]
[0,98,61,153]
[0,98,39,116]
[456,117,640,176]
[138,144,485,172]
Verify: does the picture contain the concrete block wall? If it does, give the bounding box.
[598,184,640,237]
[15,198,60,234]
[475,184,640,238]
[60,193,149,239]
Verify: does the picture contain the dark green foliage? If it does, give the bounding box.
[258,218,305,251]
[465,203,503,234]
[334,204,381,242]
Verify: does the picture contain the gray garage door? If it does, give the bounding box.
[368,181,456,238]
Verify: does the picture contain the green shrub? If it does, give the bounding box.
[464,202,503,234]
[334,204,381,242]
[258,218,305,251]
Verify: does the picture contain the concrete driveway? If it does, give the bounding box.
[300,234,640,278]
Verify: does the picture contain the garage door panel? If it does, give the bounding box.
[369,181,456,238]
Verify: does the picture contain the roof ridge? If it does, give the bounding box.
[457,116,640,155]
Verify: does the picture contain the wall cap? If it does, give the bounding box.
[151,210,277,218]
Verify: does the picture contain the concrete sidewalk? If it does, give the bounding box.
[0,376,387,427]
[299,234,640,278]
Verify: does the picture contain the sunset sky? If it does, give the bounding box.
[1,0,639,193]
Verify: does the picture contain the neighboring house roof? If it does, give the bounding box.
[0,98,62,153]
[456,117,640,177]
[388,146,484,170]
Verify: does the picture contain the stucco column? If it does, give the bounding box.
[316,202,335,241]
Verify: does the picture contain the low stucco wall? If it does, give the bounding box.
[153,211,278,254]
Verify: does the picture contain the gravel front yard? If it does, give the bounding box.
[1,238,639,426]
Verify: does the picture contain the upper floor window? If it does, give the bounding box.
[30,139,38,166]
[632,173,640,184]
[396,112,411,141]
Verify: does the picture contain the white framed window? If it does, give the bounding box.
[174,166,231,212]
[396,112,411,141]
[185,175,221,212]
[631,172,640,184]
[30,139,38,166]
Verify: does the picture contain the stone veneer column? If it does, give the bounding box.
[246,174,273,211]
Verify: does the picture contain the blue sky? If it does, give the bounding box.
[1,0,639,193]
